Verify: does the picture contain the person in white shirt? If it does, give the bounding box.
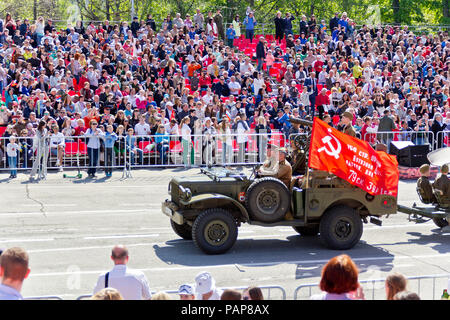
[0,247,30,300]
[180,116,193,167]
[228,76,241,96]
[134,116,151,136]
[93,245,152,300]
[194,271,223,300]
[49,124,65,170]
[164,119,180,136]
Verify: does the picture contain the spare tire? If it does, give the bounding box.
[245,177,291,223]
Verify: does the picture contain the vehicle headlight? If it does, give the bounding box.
[179,185,192,202]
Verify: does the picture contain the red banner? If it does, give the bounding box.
[308,118,399,197]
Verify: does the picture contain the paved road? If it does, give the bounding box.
[0,168,449,300]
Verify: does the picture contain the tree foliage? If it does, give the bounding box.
[0,0,448,28]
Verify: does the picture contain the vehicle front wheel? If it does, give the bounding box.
[192,208,238,254]
[432,217,449,228]
[170,220,193,240]
[319,205,363,250]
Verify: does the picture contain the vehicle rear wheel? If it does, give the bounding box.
[432,217,449,228]
[246,177,291,223]
[192,208,238,254]
[319,205,363,250]
[170,220,193,240]
[293,225,319,236]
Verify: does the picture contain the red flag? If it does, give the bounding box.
[308,118,399,196]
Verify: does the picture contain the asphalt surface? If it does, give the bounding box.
[0,168,449,300]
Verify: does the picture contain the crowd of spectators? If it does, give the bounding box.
[0,246,429,300]
[0,10,449,175]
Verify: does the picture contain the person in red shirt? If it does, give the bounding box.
[315,88,330,120]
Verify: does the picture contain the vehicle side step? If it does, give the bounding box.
[248,220,309,227]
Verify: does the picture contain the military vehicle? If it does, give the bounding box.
[162,117,398,254]
[397,147,450,227]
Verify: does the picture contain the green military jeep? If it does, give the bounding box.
[162,166,397,254]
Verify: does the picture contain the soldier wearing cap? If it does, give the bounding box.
[276,147,293,189]
[432,164,450,204]
[340,111,356,137]
[257,143,279,176]
[417,164,437,204]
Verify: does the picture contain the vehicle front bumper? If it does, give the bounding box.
[161,200,185,225]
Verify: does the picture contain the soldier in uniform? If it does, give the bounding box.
[257,143,279,176]
[417,164,437,204]
[340,111,356,137]
[275,148,293,189]
[432,164,450,205]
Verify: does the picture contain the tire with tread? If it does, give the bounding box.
[170,220,193,240]
[246,177,291,223]
[192,208,238,254]
[319,205,363,250]
[432,217,449,228]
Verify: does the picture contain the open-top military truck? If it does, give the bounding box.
[162,117,398,254]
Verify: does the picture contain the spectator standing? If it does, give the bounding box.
[274,12,285,44]
[284,12,295,38]
[232,14,241,39]
[93,245,152,300]
[310,254,364,300]
[256,37,266,72]
[0,247,30,300]
[179,284,196,300]
[213,9,224,40]
[194,9,205,31]
[378,109,396,149]
[244,12,257,43]
[242,286,264,300]
[195,271,223,300]
[385,272,407,300]
[329,12,340,32]
[6,135,20,179]
[91,288,123,300]
[104,124,118,177]
[221,289,242,300]
[226,24,236,48]
[84,119,104,178]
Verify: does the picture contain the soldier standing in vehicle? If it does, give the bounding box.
[417,164,437,204]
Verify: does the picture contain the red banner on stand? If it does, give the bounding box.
[308,118,399,196]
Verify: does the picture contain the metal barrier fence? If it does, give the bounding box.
[293,274,450,300]
[24,295,65,300]
[75,285,286,300]
[437,131,450,149]
[0,131,288,176]
[362,130,435,150]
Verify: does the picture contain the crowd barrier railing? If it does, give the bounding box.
[0,131,288,175]
[362,130,435,150]
[75,284,286,300]
[293,273,450,300]
[437,130,450,149]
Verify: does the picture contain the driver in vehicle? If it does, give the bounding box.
[417,164,437,204]
[432,164,450,205]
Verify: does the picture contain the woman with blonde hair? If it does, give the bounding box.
[385,272,407,300]
[91,288,123,300]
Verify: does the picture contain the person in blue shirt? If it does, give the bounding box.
[154,124,170,164]
[104,124,118,177]
[244,12,257,43]
[226,24,236,48]
[125,127,143,166]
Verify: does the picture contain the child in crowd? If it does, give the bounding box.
[7,135,21,179]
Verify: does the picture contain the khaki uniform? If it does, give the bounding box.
[432,174,450,204]
[343,124,356,137]
[259,154,279,176]
[275,160,292,188]
[417,176,437,204]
